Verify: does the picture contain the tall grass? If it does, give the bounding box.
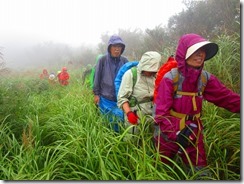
[0,33,240,180]
[204,33,240,93]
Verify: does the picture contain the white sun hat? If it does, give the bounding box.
[185,41,218,61]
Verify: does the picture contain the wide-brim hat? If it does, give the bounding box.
[185,41,219,61]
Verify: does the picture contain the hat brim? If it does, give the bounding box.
[186,41,218,61]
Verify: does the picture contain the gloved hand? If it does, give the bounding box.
[127,111,138,125]
[177,123,197,149]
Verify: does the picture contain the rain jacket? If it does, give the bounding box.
[93,35,128,132]
[59,67,70,86]
[40,69,49,79]
[117,51,161,117]
[154,33,240,166]
[93,35,129,101]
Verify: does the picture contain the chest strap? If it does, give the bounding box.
[175,91,203,111]
[170,109,201,130]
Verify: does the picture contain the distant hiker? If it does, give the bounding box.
[58,67,70,86]
[154,33,240,176]
[82,64,93,87]
[40,69,49,79]
[117,51,161,140]
[93,35,129,132]
[48,72,56,85]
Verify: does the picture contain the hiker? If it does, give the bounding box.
[58,67,70,86]
[117,51,161,140]
[153,33,240,175]
[48,72,56,85]
[82,64,93,87]
[40,69,49,79]
[93,35,129,132]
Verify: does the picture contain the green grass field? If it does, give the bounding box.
[0,33,240,180]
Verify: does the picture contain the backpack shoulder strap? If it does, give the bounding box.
[100,55,107,66]
[173,69,210,112]
[170,68,180,93]
[200,70,210,93]
[172,69,210,94]
[130,67,137,88]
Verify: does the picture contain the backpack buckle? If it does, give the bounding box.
[197,92,203,96]
[186,115,195,121]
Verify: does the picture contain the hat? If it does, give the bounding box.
[139,51,161,72]
[185,41,218,61]
[62,67,67,72]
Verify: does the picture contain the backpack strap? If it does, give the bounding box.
[167,69,210,130]
[128,67,138,108]
[170,68,180,92]
[172,69,209,111]
[173,70,179,92]
[200,70,209,93]
[128,67,152,109]
[130,67,137,88]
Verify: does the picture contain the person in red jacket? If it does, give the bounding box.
[40,69,49,79]
[154,33,240,176]
[58,67,70,86]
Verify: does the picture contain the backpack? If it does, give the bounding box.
[114,61,139,99]
[154,55,178,102]
[89,54,104,89]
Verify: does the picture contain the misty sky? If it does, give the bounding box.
[0,0,186,47]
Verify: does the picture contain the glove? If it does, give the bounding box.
[177,123,197,148]
[127,111,138,125]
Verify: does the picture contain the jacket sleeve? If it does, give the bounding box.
[93,58,103,96]
[154,77,175,123]
[154,77,179,140]
[203,74,240,113]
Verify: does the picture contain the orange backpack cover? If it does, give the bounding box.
[153,55,178,103]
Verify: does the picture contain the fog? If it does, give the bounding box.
[1,33,96,72]
[0,0,186,72]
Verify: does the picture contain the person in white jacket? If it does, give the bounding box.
[117,51,161,140]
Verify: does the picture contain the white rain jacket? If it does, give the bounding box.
[117,51,161,118]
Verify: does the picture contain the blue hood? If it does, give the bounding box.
[107,35,125,55]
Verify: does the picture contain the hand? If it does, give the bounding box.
[126,111,138,125]
[94,95,100,105]
[177,123,197,148]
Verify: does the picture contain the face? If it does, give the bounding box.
[110,44,123,57]
[186,48,206,68]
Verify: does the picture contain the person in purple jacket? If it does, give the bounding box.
[154,33,240,175]
[93,35,129,132]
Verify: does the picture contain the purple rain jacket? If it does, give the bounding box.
[93,35,129,101]
[154,33,240,141]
